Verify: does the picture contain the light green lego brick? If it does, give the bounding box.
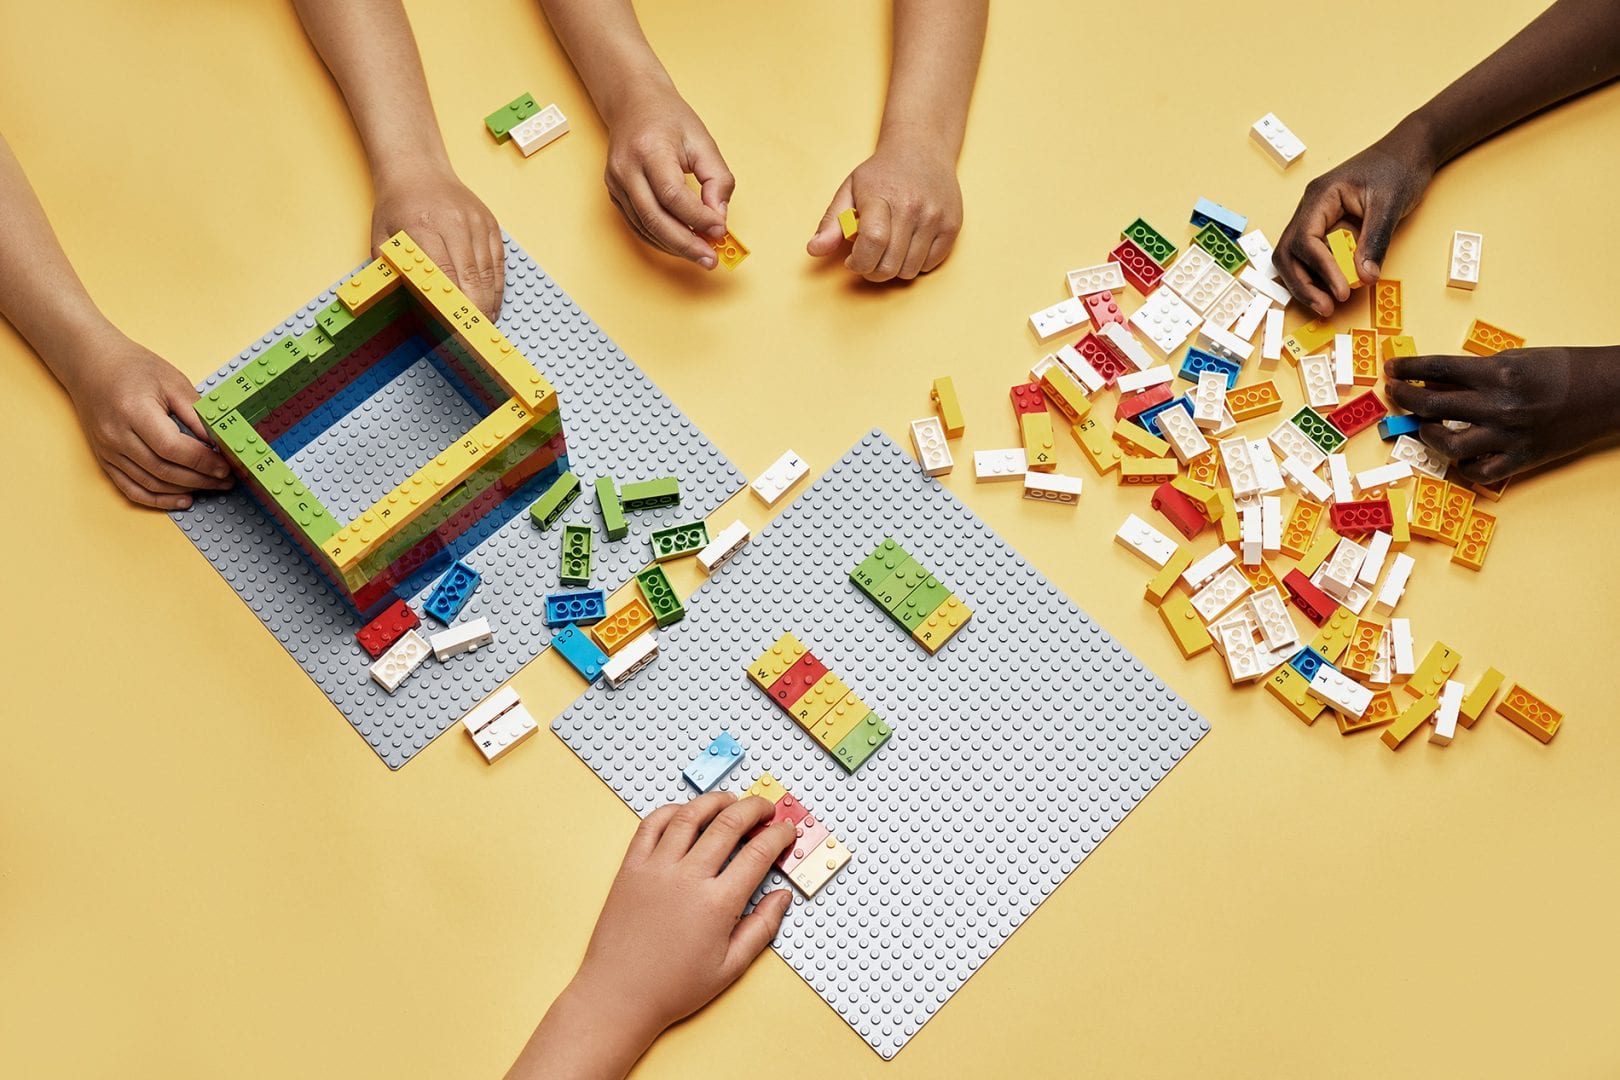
[650,521,710,562]
[850,538,909,598]
[1193,222,1248,274]
[595,476,627,540]
[560,524,593,587]
[635,565,684,627]
[485,92,539,140]
[892,576,952,631]
[621,476,680,512]
[871,557,926,612]
[832,713,892,772]
[529,470,581,530]
[248,450,340,546]
[1121,217,1177,266]
[208,411,270,472]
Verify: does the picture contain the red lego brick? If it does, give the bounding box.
[1116,382,1173,422]
[1076,331,1130,385]
[1109,239,1165,294]
[1010,382,1049,417]
[356,599,421,658]
[767,791,812,829]
[1081,289,1126,329]
[1151,482,1207,541]
[1329,499,1395,535]
[1325,390,1388,439]
[769,652,829,710]
[1283,569,1341,627]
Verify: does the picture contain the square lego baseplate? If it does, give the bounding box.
[552,430,1209,1057]
[172,231,743,768]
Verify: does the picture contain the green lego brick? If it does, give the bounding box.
[208,411,270,472]
[832,713,892,772]
[295,325,335,367]
[315,298,356,341]
[621,476,681,512]
[635,565,684,627]
[1122,217,1177,266]
[248,451,340,546]
[485,92,539,141]
[595,476,627,540]
[560,524,593,587]
[529,470,581,530]
[872,557,927,612]
[650,520,710,562]
[850,538,908,598]
[231,336,313,417]
[1290,407,1348,455]
[1193,222,1248,274]
[892,576,952,631]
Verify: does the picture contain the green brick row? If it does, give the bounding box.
[849,538,963,644]
[560,524,592,587]
[650,520,709,562]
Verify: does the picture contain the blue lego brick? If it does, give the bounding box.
[1289,646,1333,682]
[552,624,609,683]
[423,559,480,623]
[545,589,607,627]
[1378,414,1423,441]
[1190,197,1248,240]
[1178,347,1242,390]
[682,731,745,793]
[1135,395,1196,438]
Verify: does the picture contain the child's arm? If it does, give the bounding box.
[291,0,505,315]
[806,0,988,282]
[0,134,232,509]
[536,0,732,269]
[1275,0,1620,316]
[506,792,796,1080]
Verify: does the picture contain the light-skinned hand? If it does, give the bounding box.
[372,161,505,315]
[602,85,733,268]
[807,135,963,282]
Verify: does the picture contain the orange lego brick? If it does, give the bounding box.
[1267,665,1327,725]
[1473,476,1510,501]
[1496,684,1562,743]
[1461,318,1525,356]
[1437,482,1476,546]
[1410,475,1448,540]
[1369,279,1402,333]
[1239,558,1281,595]
[1226,380,1285,422]
[1340,619,1384,678]
[591,596,656,655]
[1186,449,1220,487]
[1350,328,1378,384]
[1280,500,1323,559]
[710,230,749,270]
[1339,688,1399,734]
[1381,694,1439,749]
[1450,506,1496,569]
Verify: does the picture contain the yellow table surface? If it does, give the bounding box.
[4,1,1618,1075]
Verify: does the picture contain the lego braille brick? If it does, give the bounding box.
[1108,238,1166,293]
[1250,112,1306,167]
[683,732,745,792]
[509,104,569,155]
[356,599,421,659]
[370,629,430,693]
[1326,391,1387,439]
[594,476,628,540]
[1370,279,1403,333]
[930,376,965,437]
[559,523,593,586]
[551,623,608,682]
[485,92,540,140]
[1448,230,1483,290]
[752,450,809,507]
[1451,507,1497,570]
[1193,222,1248,273]
[551,431,1208,1058]
[838,208,859,238]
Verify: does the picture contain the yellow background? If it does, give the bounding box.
[3,1,1617,1076]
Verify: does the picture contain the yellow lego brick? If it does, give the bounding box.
[1409,475,1448,540]
[744,772,785,803]
[1339,688,1399,735]
[1216,487,1240,543]
[811,690,868,748]
[1297,529,1340,576]
[1120,455,1177,486]
[1461,318,1525,356]
[1280,499,1323,559]
[1159,593,1213,658]
[1472,476,1510,501]
[1350,328,1378,384]
[1170,476,1218,517]
[1437,483,1476,547]
[1458,667,1505,729]
[1326,228,1361,288]
[1451,507,1496,570]
[1186,450,1219,487]
[1406,642,1461,699]
[1266,665,1327,725]
[930,376,965,438]
[1039,365,1093,424]
[710,230,749,270]
[1496,683,1562,744]
[791,673,851,730]
[1388,488,1410,547]
[1370,278,1402,333]
[1340,619,1384,677]
[1114,420,1170,460]
[1071,417,1123,475]
[336,257,400,315]
[913,595,971,653]
[837,207,859,239]
[1225,380,1284,422]
[1282,318,1336,363]
[1239,557,1281,595]
[590,596,656,655]
[1309,606,1357,664]
[1146,546,1194,605]
[1020,411,1058,472]
[747,632,808,690]
[1381,694,1439,749]
[1380,335,1417,360]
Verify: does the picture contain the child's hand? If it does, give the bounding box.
[807,139,963,282]
[602,87,733,268]
[372,162,505,316]
[1274,136,1436,318]
[1386,345,1620,482]
[60,331,233,510]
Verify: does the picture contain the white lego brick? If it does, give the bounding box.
[1447,230,1482,290]
[751,449,809,506]
[1308,666,1373,718]
[1182,544,1237,589]
[1129,289,1201,357]
[1210,604,1260,652]
[1115,514,1179,568]
[1217,621,1268,683]
[1372,553,1415,616]
[1237,229,1276,271]
[1368,630,1393,688]
[697,519,751,573]
[1430,680,1465,745]
[1390,618,1415,675]
[1391,435,1449,480]
[1220,438,1262,498]
[1066,261,1127,298]
[1356,530,1392,587]
[510,104,570,156]
[429,616,494,661]
[1281,455,1333,503]
[1248,586,1299,652]
[602,631,659,688]
[974,448,1027,483]
[1299,352,1339,408]
[1192,370,1227,429]
[461,686,522,736]
[1340,576,1374,616]
[910,416,954,477]
[1320,537,1367,600]
[369,629,430,693]
[1029,354,1057,383]
[1248,439,1284,495]
[1327,454,1354,503]
[1240,265,1291,306]
[1239,507,1262,566]
[1270,420,1327,472]
[1191,565,1252,622]
[1209,401,1239,437]
[1232,292,1272,342]
[1205,279,1256,331]
[1162,246,1217,297]
[1054,344,1108,393]
[472,702,539,763]
[1117,365,1174,394]
[1098,321,1155,372]
[1180,263,1238,316]
[1250,112,1306,168]
[1233,491,1262,514]
[1023,471,1083,505]
[1196,321,1255,364]
[1261,307,1285,366]
[1332,334,1355,388]
[1030,296,1090,341]
[1261,495,1282,555]
[1355,461,1413,493]
[1158,407,1210,464]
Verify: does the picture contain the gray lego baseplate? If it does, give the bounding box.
[552,430,1209,1057]
[171,232,744,769]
